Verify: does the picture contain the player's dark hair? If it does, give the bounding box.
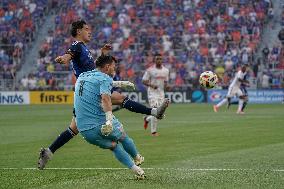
[95,55,117,68]
[154,53,162,57]
[242,63,249,68]
[71,20,87,37]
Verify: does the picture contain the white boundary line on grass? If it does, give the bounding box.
[1,168,284,172]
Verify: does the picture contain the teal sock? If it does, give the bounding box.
[120,135,138,158]
[112,143,134,168]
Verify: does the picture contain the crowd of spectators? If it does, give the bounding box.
[256,2,284,89]
[260,43,283,88]
[1,0,282,90]
[32,0,276,91]
[0,0,58,82]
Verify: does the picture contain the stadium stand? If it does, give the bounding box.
[0,0,58,90]
[1,0,283,90]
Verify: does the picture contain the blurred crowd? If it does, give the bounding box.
[2,0,283,91]
[258,1,284,89]
[0,0,58,81]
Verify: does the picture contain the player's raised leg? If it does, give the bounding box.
[213,98,227,112]
[111,91,169,119]
[214,87,234,112]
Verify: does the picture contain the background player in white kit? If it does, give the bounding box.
[214,64,249,114]
[142,53,170,136]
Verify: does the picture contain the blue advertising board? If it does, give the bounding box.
[207,89,284,104]
[191,90,206,103]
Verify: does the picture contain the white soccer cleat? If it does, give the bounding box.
[156,98,170,119]
[134,167,146,180]
[134,154,144,166]
[38,148,53,170]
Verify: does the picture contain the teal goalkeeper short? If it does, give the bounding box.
[80,121,125,149]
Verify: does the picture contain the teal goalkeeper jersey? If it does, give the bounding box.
[74,69,115,132]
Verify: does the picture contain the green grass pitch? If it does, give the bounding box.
[0,104,284,189]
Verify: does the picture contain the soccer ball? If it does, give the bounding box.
[199,71,218,89]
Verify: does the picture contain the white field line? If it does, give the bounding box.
[1,167,284,172]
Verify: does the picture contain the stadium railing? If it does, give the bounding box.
[0,79,16,91]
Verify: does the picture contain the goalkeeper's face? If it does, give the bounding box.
[106,61,116,77]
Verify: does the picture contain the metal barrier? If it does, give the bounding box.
[0,79,16,91]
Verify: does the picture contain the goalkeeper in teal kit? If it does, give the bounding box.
[74,55,145,179]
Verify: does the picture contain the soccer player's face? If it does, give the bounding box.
[241,66,247,73]
[155,56,162,67]
[107,61,116,77]
[80,25,91,43]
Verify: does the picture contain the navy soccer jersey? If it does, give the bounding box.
[66,41,95,78]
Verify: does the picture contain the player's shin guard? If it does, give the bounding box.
[122,97,152,115]
[112,143,134,168]
[48,127,76,154]
[119,135,138,158]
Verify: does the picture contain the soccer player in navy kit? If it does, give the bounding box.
[38,20,169,169]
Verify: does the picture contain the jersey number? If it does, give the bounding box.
[79,80,85,96]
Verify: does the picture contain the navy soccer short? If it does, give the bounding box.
[240,86,248,96]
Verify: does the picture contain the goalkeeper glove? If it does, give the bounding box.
[113,81,135,90]
[101,111,113,136]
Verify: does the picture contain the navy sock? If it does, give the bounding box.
[48,127,76,154]
[241,102,247,111]
[122,97,152,115]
